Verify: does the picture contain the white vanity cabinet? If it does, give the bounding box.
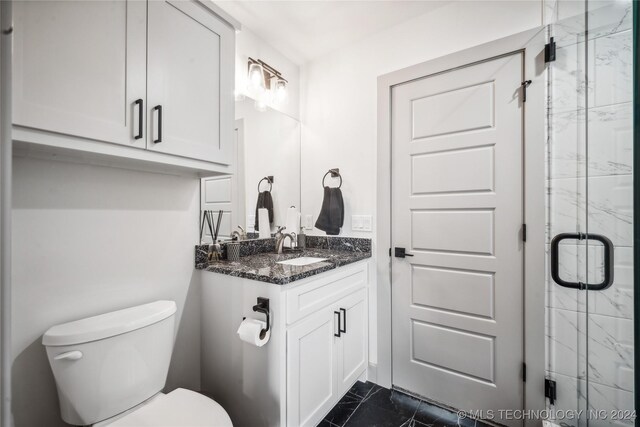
[200,261,370,427]
[12,0,235,172]
[287,287,368,427]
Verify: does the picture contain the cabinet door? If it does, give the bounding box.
[13,1,146,147]
[287,307,339,427]
[147,0,234,164]
[336,289,368,395]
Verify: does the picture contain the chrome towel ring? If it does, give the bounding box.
[322,168,342,188]
[258,176,274,192]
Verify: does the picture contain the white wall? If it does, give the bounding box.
[11,156,201,427]
[236,26,300,120]
[299,0,543,364]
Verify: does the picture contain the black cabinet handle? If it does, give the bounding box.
[334,311,341,337]
[134,99,143,140]
[340,308,347,334]
[395,247,414,258]
[153,105,162,143]
[550,232,614,291]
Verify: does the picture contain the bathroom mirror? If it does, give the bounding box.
[200,98,301,241]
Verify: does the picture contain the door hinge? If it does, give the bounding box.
[522,224,527,242]
[545,379,557,405]
[389,247,392,257]
[545,37,557,63]
[522,362,527,382]
[521,80,532,102]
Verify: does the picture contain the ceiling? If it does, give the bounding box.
[214,1,446,64]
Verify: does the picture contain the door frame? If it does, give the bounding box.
[376,27,547,423]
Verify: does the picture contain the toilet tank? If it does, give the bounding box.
[43,301,177,426]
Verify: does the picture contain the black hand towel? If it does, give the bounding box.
[254,191,274,231]
[315,187,344,235]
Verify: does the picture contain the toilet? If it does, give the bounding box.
[43,300,232,426]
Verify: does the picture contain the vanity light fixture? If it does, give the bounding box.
[247,61,266,92]
[247,57,288,109]
[274,77,287,103]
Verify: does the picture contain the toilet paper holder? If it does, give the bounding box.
[252,297,270,333]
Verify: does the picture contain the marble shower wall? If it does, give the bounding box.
[544,1,634,425]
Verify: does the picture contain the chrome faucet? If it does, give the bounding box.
[275,226,295,254]
[231,225,247,241]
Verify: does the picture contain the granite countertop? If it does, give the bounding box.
[196,247,371,285]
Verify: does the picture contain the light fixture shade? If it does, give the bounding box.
[274,78,287,103]
[248,62,266,91]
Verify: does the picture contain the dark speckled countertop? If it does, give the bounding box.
[197,247,371,285]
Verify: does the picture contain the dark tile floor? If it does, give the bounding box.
[320,382,492,427]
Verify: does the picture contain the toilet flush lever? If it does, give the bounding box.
[54,350,83,361]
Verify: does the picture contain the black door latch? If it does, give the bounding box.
[394,247,414,258]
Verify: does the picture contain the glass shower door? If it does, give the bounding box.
[546,0,634,425]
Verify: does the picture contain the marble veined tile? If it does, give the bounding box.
[589,247,634,319]
[586,175,633,247]
[547,307,587,381]
[546,372,588,426]
[548,0,632,48]
[548,27,631,114]
[546,372,634,427]
[546,243,587,312]
[547,177,587,242]
[588,381,635,427]
[590,30,633,108]
[548,175,632,247]
[548,104,632,179]
[549,41,589,114]
[587,313,634,392]
[546,245,633,319]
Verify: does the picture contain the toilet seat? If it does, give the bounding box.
[103,388,233,427]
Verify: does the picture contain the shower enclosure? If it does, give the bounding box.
[545,0,635,425]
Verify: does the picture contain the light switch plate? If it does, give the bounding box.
[352,215,363,230]
[351,215,372,231]
[361,215,372,231]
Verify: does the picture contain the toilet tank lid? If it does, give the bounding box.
[42,301,177,347]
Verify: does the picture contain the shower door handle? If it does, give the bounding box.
[584,233,614,291]
[550,232,614,291]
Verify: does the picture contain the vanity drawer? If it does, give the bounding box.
[286,263,367,325]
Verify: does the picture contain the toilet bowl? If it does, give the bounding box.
[96,388,232,427]
[43,301,232,426]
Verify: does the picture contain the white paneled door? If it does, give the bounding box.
[391,52,525,423]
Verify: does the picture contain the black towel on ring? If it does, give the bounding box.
[315,187,344,235]
[254,191,274,231]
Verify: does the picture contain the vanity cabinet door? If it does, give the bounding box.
[147,0,234,164]
[287,307,339,427]
[336,289,368,396]
[13,0,146,147]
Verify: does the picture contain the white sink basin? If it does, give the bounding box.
[277,257,328,267]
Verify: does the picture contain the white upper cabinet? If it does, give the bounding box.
[12,0,235,170]
[147,1,234,165]
[13,1,146,148]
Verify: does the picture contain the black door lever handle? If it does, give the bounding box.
[395,247,413,258]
